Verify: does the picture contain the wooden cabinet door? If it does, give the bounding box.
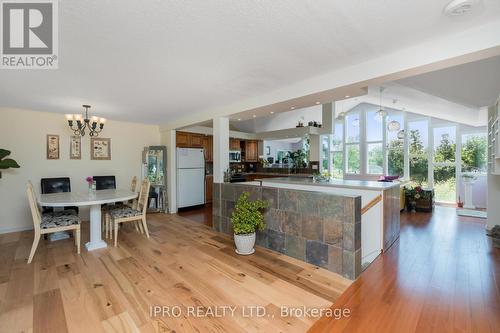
[190,134,204,148]
[202,136,213,161]
[230,139,241,150]
[176,132,190,147]
[205,175,213,203]
[245,140,258,162]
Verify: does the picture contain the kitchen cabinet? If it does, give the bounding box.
[205,175,213,204]
[176,131,190,147]
[230,138,241,150]
[245,140,259,162]
[202,135,213,162]
[190,133,204,148]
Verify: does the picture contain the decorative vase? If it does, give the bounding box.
[234,232,256,255]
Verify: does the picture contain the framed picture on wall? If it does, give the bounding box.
[70,136,81,160]
[46,134,60,160]
[91,137,111,160]
[265,146,271,155]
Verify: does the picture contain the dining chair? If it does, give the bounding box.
[26,182,81,264]
[103,176,141,239]
[110,179,150,246]
[40,177,79,214]
[93,175,116,190]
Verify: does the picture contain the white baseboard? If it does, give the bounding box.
[0,225,33,234]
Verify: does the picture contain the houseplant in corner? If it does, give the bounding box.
[0,149,20,179]
[231,191,268,255]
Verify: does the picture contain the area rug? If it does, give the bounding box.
[457,209,487,219]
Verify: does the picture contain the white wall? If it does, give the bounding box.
[488,100,500,230]
[0,108,160,233]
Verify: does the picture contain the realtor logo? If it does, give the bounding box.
[1,0,58,69]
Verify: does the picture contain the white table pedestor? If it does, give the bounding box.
[86,204,107,251]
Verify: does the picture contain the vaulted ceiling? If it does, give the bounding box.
[1,0,500,124]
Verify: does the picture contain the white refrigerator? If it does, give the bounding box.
[176,148,205,208]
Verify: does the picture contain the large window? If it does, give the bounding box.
[461,133,487,172]
[386,113,404,177]
[366,110,383,174]
[346,113,360,174]
[433,126,456,202]
[331,122,344,179]
[408,120,429,187]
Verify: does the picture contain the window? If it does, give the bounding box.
[321,136,329,170]
[433,126,456,202]
[331,122,343,179]
[408,120,429,187]
[461,133,487,173]
[365,110,383,174]
[346,113,360,174]
[386,113,404,177]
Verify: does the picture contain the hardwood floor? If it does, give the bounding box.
[177,204,213,227]
[309,207,500,333]
[0,213,350,333]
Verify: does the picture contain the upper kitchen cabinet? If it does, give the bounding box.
[230,138,241,150]
[176,131,205,148]
[190,133,204,147]
[245,140,259,162]
[176,131,191,147]
[202,135,213,162]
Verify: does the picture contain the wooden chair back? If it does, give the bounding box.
[131,176,137,192]
[136,179,150,215]
[26,182,41,232]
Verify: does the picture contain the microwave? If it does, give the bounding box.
[229,150,241,162]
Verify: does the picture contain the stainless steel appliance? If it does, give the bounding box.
[229,150,241,163]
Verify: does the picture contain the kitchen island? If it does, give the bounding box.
[213,177,400,280]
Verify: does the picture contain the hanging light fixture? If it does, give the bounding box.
[397,129,405,140]
[387,120,401,132]
[65,105,106,137]
[375,87,388,119]
[337,100,346,120]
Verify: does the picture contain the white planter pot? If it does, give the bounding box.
[234,232,256,255]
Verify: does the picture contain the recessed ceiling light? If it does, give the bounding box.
[270,111,274,114]
[444,0,476,16]
[345,95,350,98]
[290,106,295,110]
[237,118,241,121]
[253,115,256,118]
[315,101,320,105]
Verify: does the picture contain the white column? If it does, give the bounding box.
[161,129,177,213]
[213,117,229,183]
[320,102,335,135]
[85,204,107,251]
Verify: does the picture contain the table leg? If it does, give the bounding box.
[85,204,107,251]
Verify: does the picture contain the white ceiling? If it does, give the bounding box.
[397,55,500,108]
[1,0,500,124]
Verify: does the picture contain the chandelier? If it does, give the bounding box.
[65,105,106,137]
[375,87,388,119]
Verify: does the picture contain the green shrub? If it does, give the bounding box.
[231,192,268,235]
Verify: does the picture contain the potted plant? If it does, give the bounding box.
[231,192,268,255]
[0,149,20,179]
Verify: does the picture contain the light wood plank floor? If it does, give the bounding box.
[0,213,351,333]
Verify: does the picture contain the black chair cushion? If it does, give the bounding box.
[93,176,116,190]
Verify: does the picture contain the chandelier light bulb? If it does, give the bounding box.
[99,118,106,124]
[65,114,74,121]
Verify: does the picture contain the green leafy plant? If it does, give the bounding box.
[231,192,268,235]
[0,149,20,179]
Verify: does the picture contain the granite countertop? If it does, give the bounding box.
[257,177,401,190]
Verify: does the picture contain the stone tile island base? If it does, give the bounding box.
[212,183,362,280]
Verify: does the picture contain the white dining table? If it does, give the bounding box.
[38,189,137,251]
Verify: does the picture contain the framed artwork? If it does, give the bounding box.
[70,136,81,159]
[46,134,60,160]
[265,146,271,155]
[91,137,111,160]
